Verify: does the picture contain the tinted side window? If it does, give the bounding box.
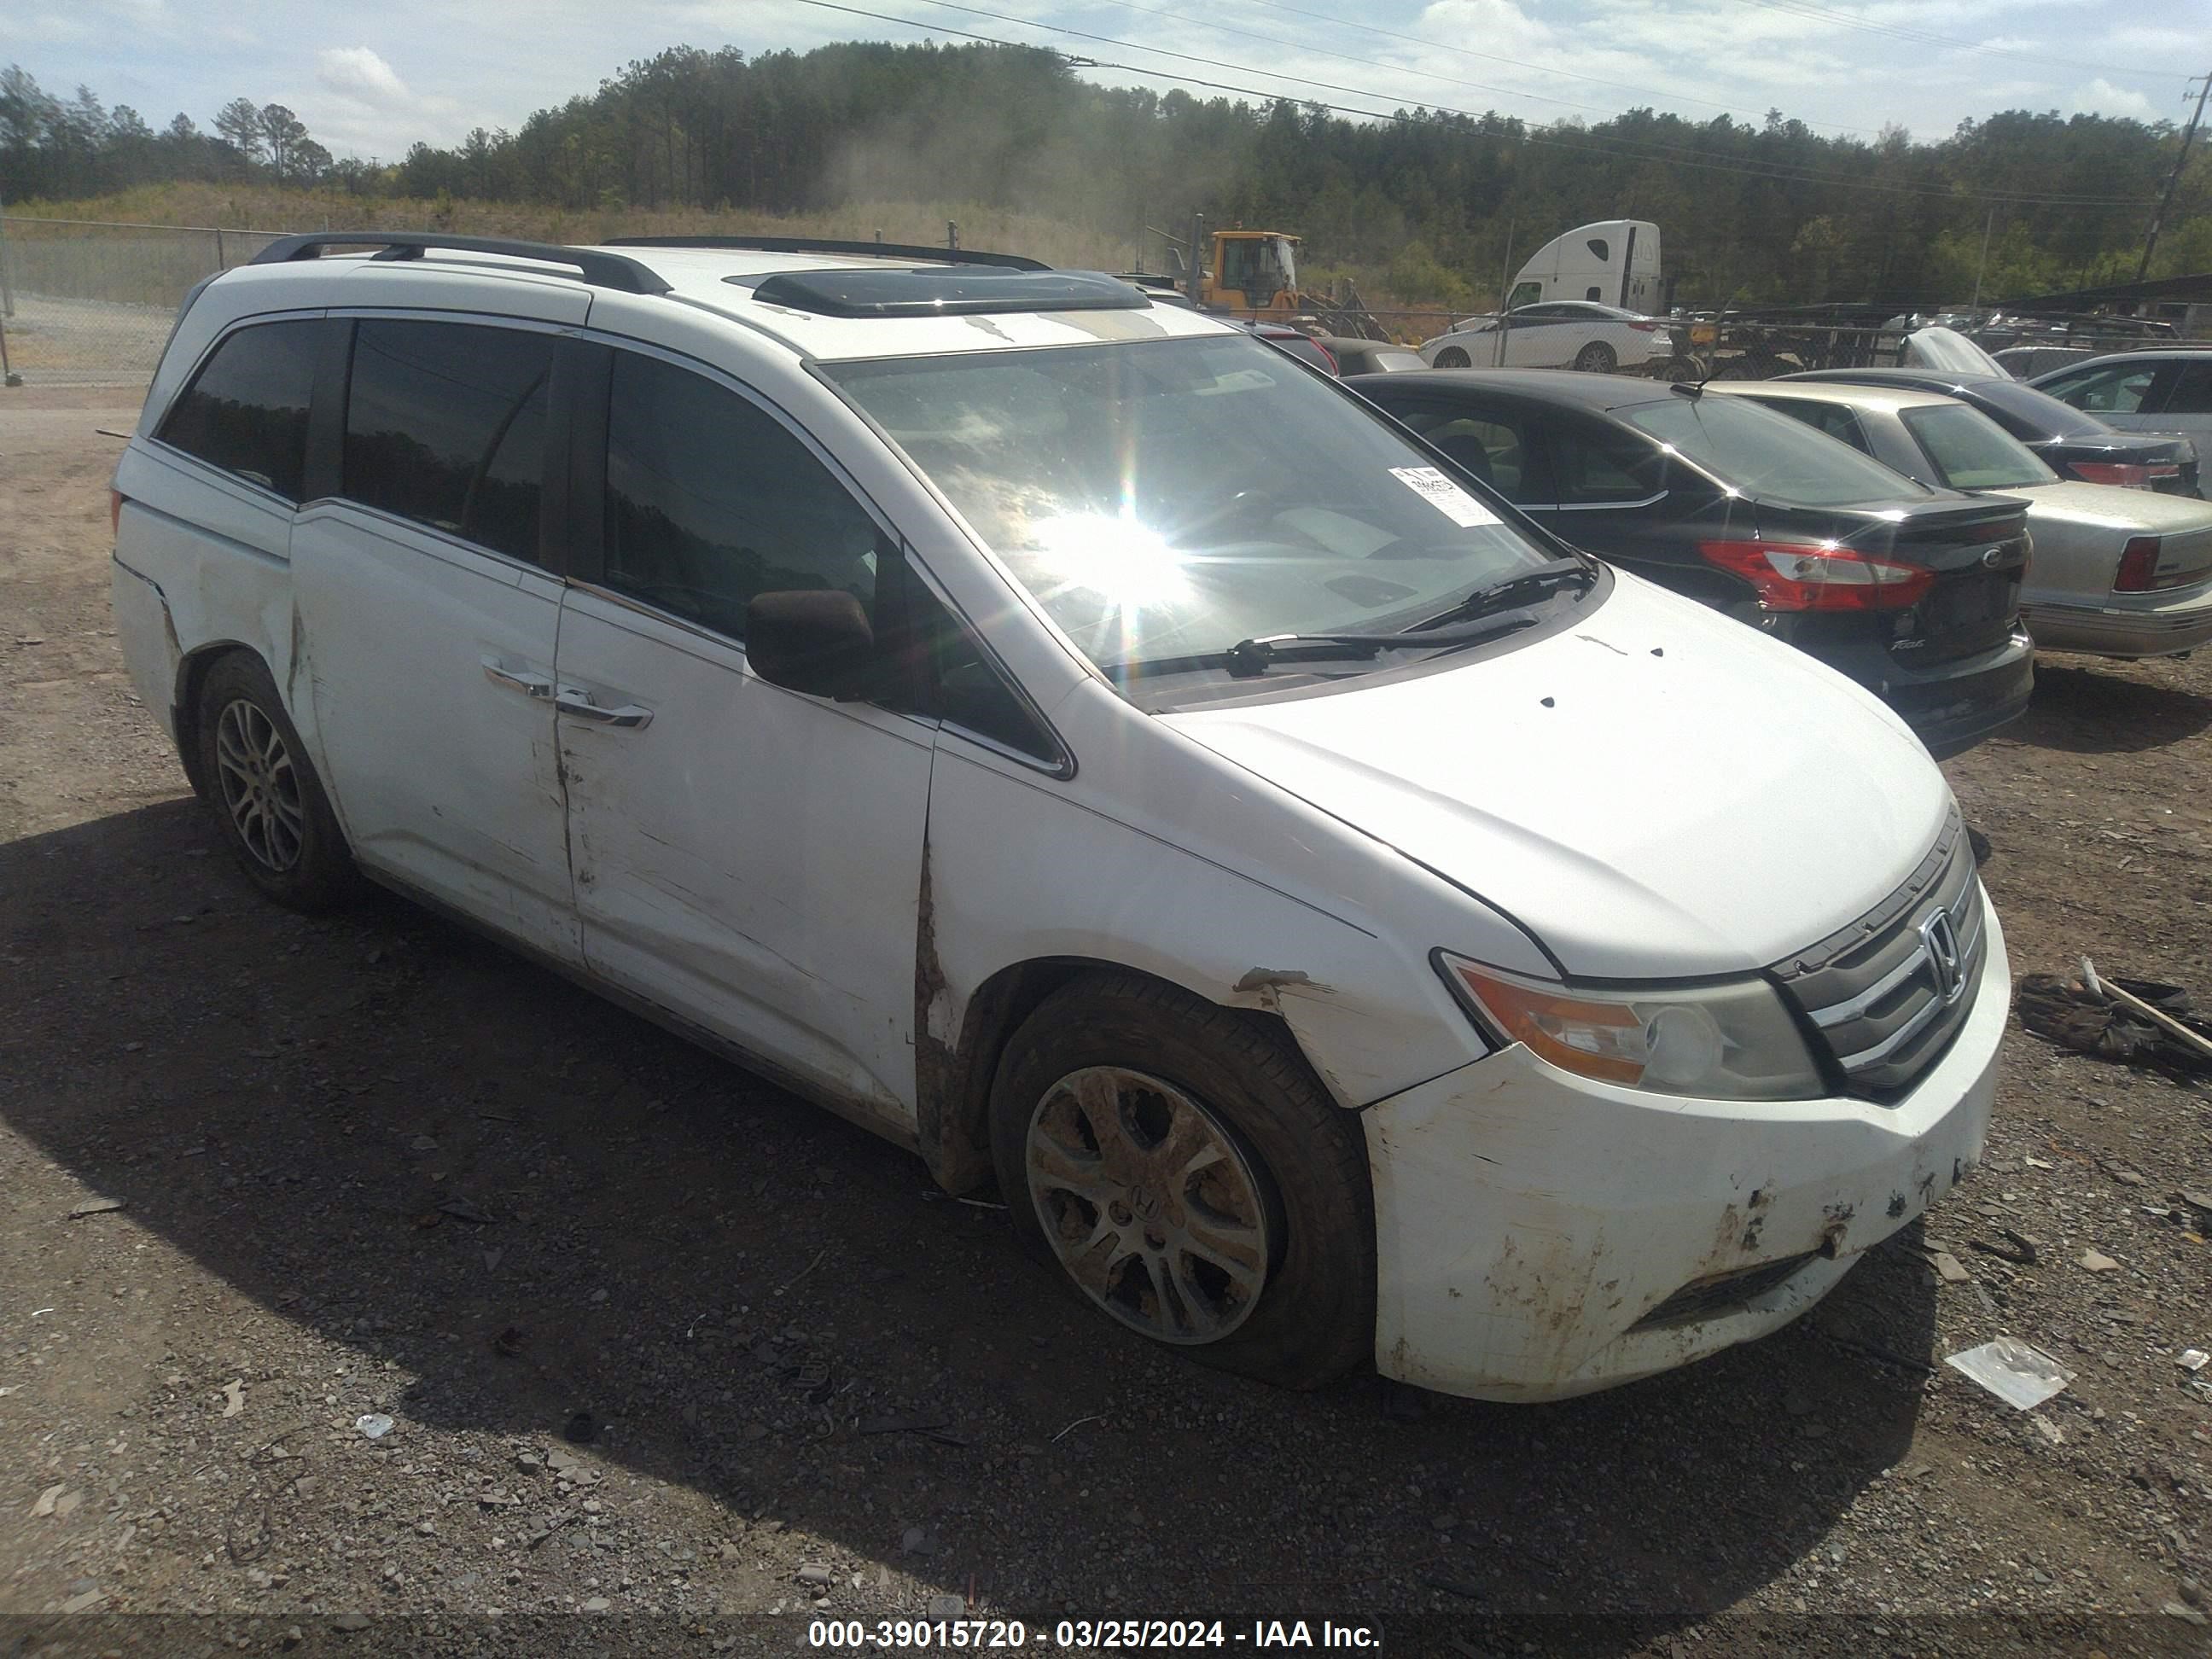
[603,352,879,642]
[1551,418,1666,504]
[2163,362,2212,416]
[157,320,320,500]
[884,572,1057,761]
[344,321,551,561]
[1394,405,1541,503]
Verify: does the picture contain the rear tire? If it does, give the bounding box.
[987,973,1375,1390]
[1432,347,1471,369]
[193,652,359,912]
[1574,341,1617,373]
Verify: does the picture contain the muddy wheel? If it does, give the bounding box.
[1573,341,1617,373]
[193,652,358,912]
[1432,346,1471,369]
[988,974,1374,1389]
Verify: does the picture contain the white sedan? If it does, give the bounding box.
[1420,300,1673,374]
[1714,380,2212,659]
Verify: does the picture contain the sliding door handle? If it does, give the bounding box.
[553,688,654,730]
[481,657,553,699]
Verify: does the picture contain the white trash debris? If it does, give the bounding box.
[1945,1336,2074,1411]
[2180,1349,2210,1372]
[354,1414,394,1440]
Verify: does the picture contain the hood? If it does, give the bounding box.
[1164,573,1953,980]
[2018,479,2212,536]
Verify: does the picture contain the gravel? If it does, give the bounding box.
[2,389,2208,1653]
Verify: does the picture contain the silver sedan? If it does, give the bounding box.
[1709,381,2212,660]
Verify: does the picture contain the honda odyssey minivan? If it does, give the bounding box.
[109,233,2010,1401]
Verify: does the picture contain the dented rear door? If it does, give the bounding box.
[290,309,581,963]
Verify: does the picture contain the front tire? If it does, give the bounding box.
[1432,346,1471,369]
[193,652,358,912]
[987,974,1374,1389]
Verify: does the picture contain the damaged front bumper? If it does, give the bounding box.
[1361,903,2007,1402]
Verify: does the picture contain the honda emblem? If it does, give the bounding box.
[1920,909,1967,1004]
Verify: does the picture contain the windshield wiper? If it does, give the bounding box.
[1105,606,1542,683]
[1408,555,1597,632]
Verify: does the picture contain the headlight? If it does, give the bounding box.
[1437,953,1825,1101]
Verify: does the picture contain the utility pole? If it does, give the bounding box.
[1970,205,1995,309]
[1492,218,1516,367]
[2139,72,2210,282]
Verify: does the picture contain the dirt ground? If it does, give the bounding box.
[3,387,2209,1657]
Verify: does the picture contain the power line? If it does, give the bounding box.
[890,0,2156,202]
[1729,0,2178,84]
[871,0,1638,123]
[783,0,2160,207]
[1223,0,1873,135]
[1086,0,1871,137]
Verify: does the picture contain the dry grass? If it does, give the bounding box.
[3,183,1458,340]
[4,183,1136,270]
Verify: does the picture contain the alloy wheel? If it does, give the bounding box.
[213,699,306,872]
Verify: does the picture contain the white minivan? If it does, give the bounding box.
[110,233,2009,1402]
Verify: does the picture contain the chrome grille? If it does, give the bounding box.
[1768,812,1986,1101]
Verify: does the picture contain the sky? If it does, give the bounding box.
[8,0,2204,160]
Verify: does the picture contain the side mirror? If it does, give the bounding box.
[744,589,876,701]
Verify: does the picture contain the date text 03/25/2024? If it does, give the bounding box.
[806,1619,1382,1649]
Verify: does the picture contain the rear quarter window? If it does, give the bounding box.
[342,319,553,562]
[1626,394,1928,508]
[1745,396,1873,455]
[155,319,321,501]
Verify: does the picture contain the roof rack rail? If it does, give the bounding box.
[248,232,672,295]
[602,235,1048,272]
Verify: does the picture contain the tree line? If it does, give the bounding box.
[0,66,351,198]
[3,41,2207,309]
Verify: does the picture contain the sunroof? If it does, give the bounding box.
[744,268,1150,318]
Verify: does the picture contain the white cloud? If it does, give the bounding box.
[2073,77,2154,118]
[316,45,410,107]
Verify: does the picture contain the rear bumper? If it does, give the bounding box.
[2022,584,2212,658]
[1873,630,2036,758]
[1362,901,2007,1402]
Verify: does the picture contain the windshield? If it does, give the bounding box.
[1901,404,2057,489]
[1625,394,1932,507]
[826,335,1558,668]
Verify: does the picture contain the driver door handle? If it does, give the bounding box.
[481,657,553,699]
[553,686,654,730]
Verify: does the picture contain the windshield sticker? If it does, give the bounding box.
[1389,466,1499,527]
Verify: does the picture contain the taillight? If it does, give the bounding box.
[1311,340,1338,374]
[2114,536,2168,591]
[1628,320,1662,332]
[1697,539,1934,611]
[110,489,123,537]
[2070,461,2151,490]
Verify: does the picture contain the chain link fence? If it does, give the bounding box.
[0,218,288,388]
